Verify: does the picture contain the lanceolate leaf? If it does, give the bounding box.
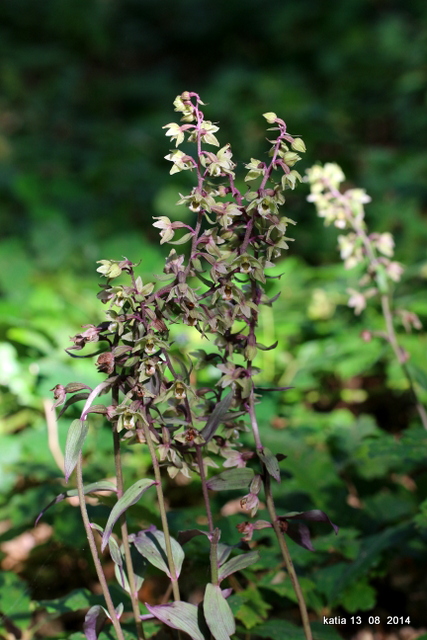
[277,510,339,551]
[132,527,185,578]
[101,479,156,550]
[83,605,108,640]
[203,583,235,640]
[200,393,233,442]
[146,602,206,640]
[36,481,117,525]
[258,447,281,483]
[177,529,210,545]
[58,392,90,418]
[64,420,89,482]
[206,468,254,491]
[81,381,113,420]
[218,550,260,582]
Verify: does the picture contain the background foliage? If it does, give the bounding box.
[1,0,427,638]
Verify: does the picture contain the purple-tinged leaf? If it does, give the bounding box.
[84,404,108,415]
[58,392,90,418]
[285,522,314,551]
[280,510,339,534]
[108,535,123,567]
[64,419,89,482]
[133,527,184,578]
[206,468,254,491]
[177,529,209,545]
[64,382,93,394]
[146,602,205,640]
[35,481,116,525]
[203,583,235,640]
[218,550,260,582]
[277,509,339,551]
[83,605,108,640]
[101,479,156,550]
[217,543,233,567]
[258,447,281,483]
[81,381,114,420]
[200,393,233,442]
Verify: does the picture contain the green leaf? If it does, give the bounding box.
[133,527,185,578]
[250,619,306,640]
[64,419,89,482]
[218,550,260,582]
[203,583,235,640]
[0,572,32,631]
[311,621,345,640]
[101,479,156,550]
[36,480,117,524]
[206,468,254,491]
[333,523,412,598]
[146,601,206,640]
[341,577,376,612]
[258,447,281,482]
[38,588,103,614]
[168,231,194,245]
[200,393,233,442]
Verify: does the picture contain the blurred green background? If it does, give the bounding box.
[1,0,427,638]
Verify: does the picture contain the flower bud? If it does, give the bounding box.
[291,137,306,153]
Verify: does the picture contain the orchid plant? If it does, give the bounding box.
[306,163,427,430]
[43,92,340,640]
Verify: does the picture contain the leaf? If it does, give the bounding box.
[101,479,156,550]
[168,231,194,245]
[341,577,376,612]
[146,602,205,640]
[203,583,235,640]
[65,382,93,394]
[200,393,233,442]
[38,588,104,614]
[218,550,260,582]
[64,419,89,482]
[0,572,32,631]
[84,605,108,640]
[81,381,113,420]
[281,509,339,534]
[285,522,314,551]
[258,447,281,482]
[36,481,117,524]
[250,619,306,640]
[333,523,411,598]
[132,527,185,578]
[58,392,90,418]
[206,468,254,491]
[177,528,209,545]
[278,510,339,551]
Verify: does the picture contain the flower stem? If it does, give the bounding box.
[112,424,146,640]
[76,453,125,640]
[248,393,312,640]
[263,472,313,640]
[141,420,181,602]
[195,444,219,585]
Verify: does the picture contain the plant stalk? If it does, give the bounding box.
[195,444,219,585]
[248,392,312,640]
[76,453,126,640]
[141,420,181,602]
[264,472,313,640]
[112,424,146,640]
